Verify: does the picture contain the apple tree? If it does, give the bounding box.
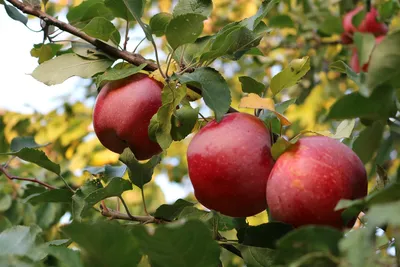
[0,0,400,266]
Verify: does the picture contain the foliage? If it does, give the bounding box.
[1,0,400,266]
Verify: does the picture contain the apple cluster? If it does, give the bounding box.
[92,74,368,229]
[341,6,388,72]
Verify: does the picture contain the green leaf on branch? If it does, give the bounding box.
[177,207,236,231]
[95,63,146,87]
[366,200,400,229]
[274,226,342,266]
[30,43,63,64]
[132,220,221,267]
[84,177,132,208]
[63,221,142,267]
[31,53,113,86]
[83,165,127,183]
[367,30,400,90]
[3,3,28,25]
[172,0,213,17]
[1,148,60,175]
[71,41,112,59]
[166,13,206,49]
[27,189,73,204]
[150,13,173,37]
[148,83,187,149]
[353,121,385,164]
[171,105,199,141]
[174,36,212,65]
[178,67,232,122]
[122,0,145,19]
[244,0,280,30]
[67,0,114,28]
[271,137,296,160]
[104,0,134,20]
[270,56,310,96]
[10,136,49,152]
[154,199,194,221]
[82,17,121,44]
[239,76,265,95]
[71,180,103,221]
[354,32,376,67]
[46,246,84,267]
[269,15,295,29]
[119,148,161,189]
[319,15,344,35]
[329,60,369,96]
[325,86,396,121]
[239,245,275,267]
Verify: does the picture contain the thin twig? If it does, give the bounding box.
[132,37,146,53]
[58,174,75,192]
[101,205,158,223]
[0,165,57,190]
[140,189,149,215]
[165,48,176,78]
[123,12,129,51]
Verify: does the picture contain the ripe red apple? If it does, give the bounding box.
[93,73,163,160]
[350,35,385,73]
[187,112,274,217]
[266,136,367,229]
[341,6,387,44]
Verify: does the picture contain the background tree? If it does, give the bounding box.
[0,0,400,266]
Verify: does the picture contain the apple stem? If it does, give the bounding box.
[140,188,149,215]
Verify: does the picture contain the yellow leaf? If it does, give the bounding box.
[149,60,178,84]
[239,93,275,110]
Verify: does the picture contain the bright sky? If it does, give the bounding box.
[0,7,193,203]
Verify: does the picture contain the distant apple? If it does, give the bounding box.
[266,136,367,229]
[350,35,385,73]
[93,73,163,160]
[187,113,275,217]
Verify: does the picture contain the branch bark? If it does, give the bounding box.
[0,165,57,190]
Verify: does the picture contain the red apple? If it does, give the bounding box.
[93,73,163,160]
[350,35,385,73]
[266,136,367,229]
[187,112,274,217]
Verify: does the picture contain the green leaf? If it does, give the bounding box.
[154,199,194,221]
[269,15,295,29]
[178,67,232,121]
[331,119,356,139]
[67,0,114,27]
[366,200,400,228]
[353,121,385,164]
[133,220,220,267]
[4,3,27,25]
[31,53,113,86]
[271,137,295,160]
[325,86,396,121]
[10,136,49,152]
[274,226,342,265]
[122,0,144,19]
[177,207,235,231]
[71,41,112,59]
[83,165,127,183]
[0,217,11,232]
[174,36,212,65]
[0,194,12,212]
[82,17,121,44]
[354,32,376,66]
[352,9,366,27]
[270,56,310,95]
[104,0,134,20]
[72,180,103,221]
[239,245,275,267]
[244,0,280,30]
[166,13,206,49]
[367,30,400,90]
[173,0,213,17]
[171,106,199,141]
[1,148,60,175]
[150,13,173,37]
[329,60,369,96]
[30,43,63,64]
[275,98,297,113]
[238,222,293,249]
[239,76,265,95]
[27,189,73,204]
[46,246,84,267]
[84,177,132,208]
[119,148,161,189]
[0,225,44,260]
[149,84,187,149]
[63,221,142,267]
[95,63,146,87]
[318,15,344,35]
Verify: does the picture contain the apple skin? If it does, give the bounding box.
[187,112,275,217]
[266,136,367,229]
[341,7,387,44]
[93,73,163,160]
[350,35,385,73]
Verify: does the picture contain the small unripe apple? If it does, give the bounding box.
[266,136,367,229]
[187,113,274,217]
[350,35,385,73]
[93,73,163,160]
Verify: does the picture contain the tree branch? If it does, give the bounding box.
[6,0,158,71]
[100,205,159,224]
[0,165,57,190]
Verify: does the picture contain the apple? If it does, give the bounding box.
[341,6,387,44]
[93,73,163,160]
[187,112,274,217]
[350,35,385,73]
[266,136,367,229]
